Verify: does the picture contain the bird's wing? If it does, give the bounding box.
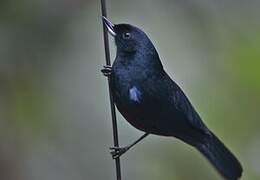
[172,86,210,135]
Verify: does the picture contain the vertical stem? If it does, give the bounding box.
[100,0,122,180]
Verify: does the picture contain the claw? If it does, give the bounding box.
[101,65,112,77]
[109,146,129,159]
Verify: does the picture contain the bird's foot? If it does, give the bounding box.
[101,65,112,77]
[109,146,129,159]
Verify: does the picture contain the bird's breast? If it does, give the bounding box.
[112,65,146,115]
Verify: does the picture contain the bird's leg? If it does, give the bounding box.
[101,65,112,77]
[110,133,149,159]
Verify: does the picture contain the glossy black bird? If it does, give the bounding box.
[102,17,242,180]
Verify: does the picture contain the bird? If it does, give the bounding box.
[101,16,243,180]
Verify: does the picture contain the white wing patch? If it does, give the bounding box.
[129,86,141,102]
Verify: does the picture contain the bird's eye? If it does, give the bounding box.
[122,32,131,40]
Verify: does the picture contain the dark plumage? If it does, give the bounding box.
[103,18,243,180]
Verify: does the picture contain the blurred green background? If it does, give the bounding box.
[0,0,259,179]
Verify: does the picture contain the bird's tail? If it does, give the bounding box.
[195,133,242,180]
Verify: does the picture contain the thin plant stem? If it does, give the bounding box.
[100,0,122,179]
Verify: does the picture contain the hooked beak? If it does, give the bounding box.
[102,16,116,37]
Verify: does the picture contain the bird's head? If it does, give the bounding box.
[103,17,155,55]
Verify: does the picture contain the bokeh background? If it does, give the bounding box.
[0,0,259,179]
